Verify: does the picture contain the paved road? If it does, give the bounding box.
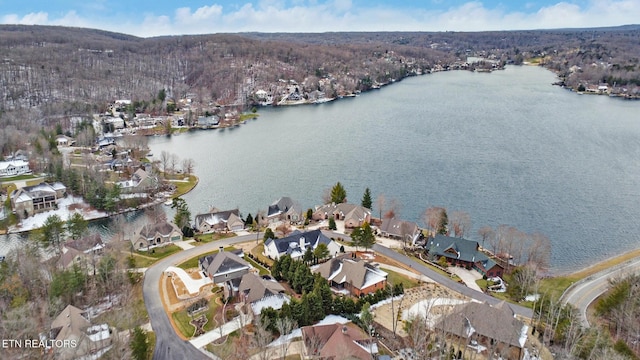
[143,233,262,360]
[561,256,640,327]
[144,231,534,360]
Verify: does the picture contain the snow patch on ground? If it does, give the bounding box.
[10,196,108,233]
[402,298,469,321]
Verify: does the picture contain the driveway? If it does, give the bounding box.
[447,267,483,292]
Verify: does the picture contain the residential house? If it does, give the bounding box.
[425,235,504,278]
[0,160,31,178]
[115,168,156,193]
[264,229,341,261]
[378,218,421,244]
[194,208,244,233]
[44,304,112,360]
[131,221,183,250]
[10,182,67,217]
[237,273,289,314]
[314,255,388,297]
[197,115,220,128]
[301,321,378,360]
[57,234,105,270]
[55,135,76,147]
[312,203,371,228]
[266,196,302,224]
[434,301,528,360]
[199,249,251,299]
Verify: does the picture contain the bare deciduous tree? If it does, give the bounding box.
[450,211,471,238]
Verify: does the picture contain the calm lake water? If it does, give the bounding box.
[147,65,640,274]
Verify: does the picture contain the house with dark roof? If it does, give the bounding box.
[44,304,113,360]
[301,321,378,360]
[131,221,183,250]
[237,273,289,314]
[194,208,244,233]
[434,301,528,360]
[314,255,388,297]
[116,168,156,193]
[264,229,341,261]
[199,249,251,298]
[425,235,503,278]
[312,203,371,228]
[266,196,302,224]
[57,234,105,271]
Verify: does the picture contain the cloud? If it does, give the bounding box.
[0,1,638,37]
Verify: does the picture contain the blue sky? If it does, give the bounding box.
[0,1,638,37]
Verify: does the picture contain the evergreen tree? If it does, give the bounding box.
[437,209,449,235]
[171,197,191,230]
[263,227,276,242]
[328,217,337,230]
[130,326,149,360]
[361,187,372,209]
[359,222,376,252]
[66,212,88,240]
[245,213,253,227]
[314,243,330,262]
[330,182,347,203]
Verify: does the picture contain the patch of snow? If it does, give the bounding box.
[402,298,469,321]
[10,196,108,233]
[268,314,350,348]
[525,294,540,302]
[251,294,290,314]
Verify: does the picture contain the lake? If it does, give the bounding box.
[151,66,635,274]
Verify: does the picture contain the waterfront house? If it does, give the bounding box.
[378,218,421,244]
[313,254,388,297]
[199,249,251,298]
[266,196,302,224]
[434,301,528,360]
[131,221,182,250]
[115,168,156,193]
[10,182,67,217]
[301,321,378,360]
[44,304,112,360]
[0,159,31,178]
[425,235,504,278]
[264,229,340,261]
[237,272,289,314]
[312,203,371,229]
[57,234,105,270]
[194,208,244,233]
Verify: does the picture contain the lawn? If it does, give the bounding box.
[164,174,198,197]
[146,331,156,360]
[251,243,274,267]
[381,268,420,289]
[129,254,157,268]
[138,244,182,259]
[171,295,221,338]
[193,232,234,245]
[178,246,238,270]
[245,256,270,276]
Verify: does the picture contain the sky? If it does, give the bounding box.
[0,0,638,37]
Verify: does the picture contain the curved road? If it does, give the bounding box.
[144,231,533,360]
[561,256,640,328]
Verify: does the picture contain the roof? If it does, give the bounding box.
[267,196,300,217]
[136,221,181,240]
[434,301,528,349]
[264,229,332,256]
[50,305,90,342]
[379,218,419,238]
[65,233,104,253]
[301,322,377,360]
[238,273,285,303]
[426,235,488,263]
[194,209,240,228]
[314,256,387,291]
[0,160,29,170]
[199,250,250,278]
[314,203,371,223]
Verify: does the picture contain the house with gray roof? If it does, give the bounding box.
[378,218,421,244]
[131,221,182,250]
[264,229,341,261]
[314,254,388,297]
[194,208,244,233]
[425,235,503,278]
[10,182,66,217]
[199,249,251,299]
[266,196,302,224]
[237,273,289,314]
[312,203,371,228]
[434,301,528,360]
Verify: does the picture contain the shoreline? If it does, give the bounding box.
[559,247,640,279]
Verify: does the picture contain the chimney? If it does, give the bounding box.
[219,246,224,253]
[300,237,305,250]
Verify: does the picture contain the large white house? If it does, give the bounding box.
[0,160,30,178]
[264,229,341,260]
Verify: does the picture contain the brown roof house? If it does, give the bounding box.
[314,255,387,297]
[378,218,421,244]
[301,321,378,360]
[57,234,106,271]
[434,301,529,360]
[312,203,371,228]
[131,221,183,250]
[199,249,251,299]
[237,273,289,314]
[43,304,113,360]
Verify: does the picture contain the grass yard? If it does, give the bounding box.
[178,246,238,270]
[167,174,198,197]
[129,253,157,268]
[193,232,234,245]
[146,331,156,360]
[381,268,421,289]
[245,256,270,276]
[172,310,196,338]
[251,244,274,267]
[138,244,182,259]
